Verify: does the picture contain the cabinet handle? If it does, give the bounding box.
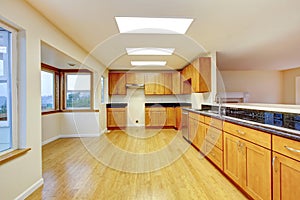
[236,130,245,135]
[272,156,276,167]
[284,146,300,153]
[272,156,278,173]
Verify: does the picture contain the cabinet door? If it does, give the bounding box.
[126,73,144,84]
[273,152,300,200]
[107,108,126,128]
[224,133,271,200]
[193,122,206,152]
[172,72,181,94]
[146,108,166,127]
[175,107,182,130]
[164,73,172,94]
[166,107,175,126]
[244,139,271,200]
[109,73,126,95]
[224,133,244,185]
[144,73,165,95]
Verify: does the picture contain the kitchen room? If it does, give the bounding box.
[0,0,300,199]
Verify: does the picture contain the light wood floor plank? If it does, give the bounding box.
[27,128,247,199]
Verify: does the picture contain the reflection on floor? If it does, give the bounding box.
[27,128,246,199]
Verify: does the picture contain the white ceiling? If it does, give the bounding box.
[28,0,300,71]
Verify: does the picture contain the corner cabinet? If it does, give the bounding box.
[272,135,300,200]
[109,72,126,95]
[223,122,271,200]
[180,57,211,94]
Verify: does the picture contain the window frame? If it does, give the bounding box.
[63,69,93,111]
[0,22,18,154]
[41,63,60,114]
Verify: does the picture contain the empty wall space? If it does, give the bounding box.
[282,67,300,104]
[219,70,283,103]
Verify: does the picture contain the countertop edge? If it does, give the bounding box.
[184,108,300,142]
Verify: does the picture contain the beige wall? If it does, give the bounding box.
[219,70,283,103]
[0,1,105,199]
[282,67,300,104]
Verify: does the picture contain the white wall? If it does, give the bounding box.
[282,66,300,104]
[0,1,105,199]
[42,113,61,143]
[219,70,283,103]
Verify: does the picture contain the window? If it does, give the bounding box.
[41,70,55,111]
[65,73,92,109]
[101,76,105,103]
[0,25,16,153]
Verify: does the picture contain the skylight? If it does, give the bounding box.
[115,17,193,34]
[126,48,175,55]
[131,61,167,66]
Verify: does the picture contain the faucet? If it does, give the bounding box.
[215,94,223,116]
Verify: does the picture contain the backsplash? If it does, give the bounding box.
[109,91,191,103]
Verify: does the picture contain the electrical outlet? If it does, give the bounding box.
[136,120,139,123]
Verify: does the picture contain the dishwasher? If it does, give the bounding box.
[181,109,189,142]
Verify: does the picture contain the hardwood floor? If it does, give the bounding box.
[27,128,247,199]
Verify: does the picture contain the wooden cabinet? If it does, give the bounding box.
[126,72,144,84]
[204,120,223,170]
[145,107,166,127]
[180,57,211,94]
[144,73,165,95]
[107,108,127,129]
[172,71,181,94]
[223,132,271,200]
[164,73,173,94]
[272,135,300,200]
[188,112,205,151]
[191,57,211,93]
[166,107,175,126]
[109,72,126,95]
[145,107,176,128]
[144,72,175,95]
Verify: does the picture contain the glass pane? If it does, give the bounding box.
[41,71,54,111]
[67,74,90,91]
[66,91,90,108]
[0,28,12,152]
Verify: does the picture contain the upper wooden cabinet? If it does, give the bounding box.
[144,73,165,95]
[109,72,126,95]
[144,72,177,95]
[126,72,144,84]
[180,57,211,93]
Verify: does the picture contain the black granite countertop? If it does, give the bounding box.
[106,103,128,108]
[145,102,191,107]
[183,108,300,142]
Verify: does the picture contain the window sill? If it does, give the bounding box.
[42,109,99,115]
[0,148,31,165]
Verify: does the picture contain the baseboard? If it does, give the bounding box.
[42,132,105,146]
[42,135,60,146]
[126,124,146,127]
[15,178,44,200]
[59,133,101,138]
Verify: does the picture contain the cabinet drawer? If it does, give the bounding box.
[273,135,300,161]
[205,141,223,170]
[223,121,271,149]
[205,125,223,150]
[189,112,204,122]
[204,116,223,129]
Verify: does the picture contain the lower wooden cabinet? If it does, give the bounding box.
[224,132,271,200]
[272,135,300,200]
[107,108,127,129]
[272,152,300,200]
[145,107,166,127]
